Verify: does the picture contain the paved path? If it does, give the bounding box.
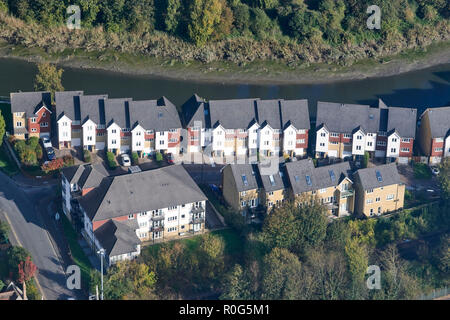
[0,171,79,300]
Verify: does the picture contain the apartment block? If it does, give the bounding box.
[353,163,405,217]
[74,165,207,266]
[285,159,355,217]
[417,106,450,164]
[182,95,310,158]
[10,91,52,140]
[315,100,417,163]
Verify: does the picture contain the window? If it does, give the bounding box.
[320,132,326,137]
[377,141,386,147]
[343,134,351,139]
[375,197,380,202]
[392,138,397,142]
[128,214,134,219]
[356,145,362,150]
[167,227,177,232]
[241,175,248,186]
[16,121,23,127]
[136,142,141,147]
[366,199,373,204]
[297,139,305,144]
[357,135,362,140]
[319,143,325,147]
[136,131,141,136]
[330,133,339,137]
[376,170,383,182]
[370,209,374,215]
[435,138,444,143]
[87,136,93,141]
[386,194,394,200]
[241,201,246,207]
[112,129,117,134]
[167,216,177,221]
[168,206,177,210]
[378,207,382,214]
[366,189,373,194]
[306,175,312,186]
[330,141,338,145]
[31,128,37,132]
[112,139,117,145]
[367,142,373,147]
[401,138,411,143]
[268,191,274,196]
[320,188,326,193]
[401,148,410,152]
[391,148,396,153]
[159,140,164,145]
[435,148,443,152]
[378,131,387,137]
[40,122,48,127]
[269,175,276,186]
[31,118,36,123]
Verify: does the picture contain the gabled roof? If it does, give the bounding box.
[80,95,108,126]
[129,97,181,132]
[182,94,208,128]
[10,91,52,116]
[281,99,310,130]
[55,91,83,121]
[62,165,85,184]
[79,165,207,222]
[62,164,109,189]
[94,219,140,257]
[355,163,402,190]
[256,100,282,130]
[386,107,417,138]
[421,106,450,138]
[209,99,259,129]
[285,159,353,195]
[257,163,288,192]
[316,102,380,134]
[226,164,261,192]
[105,98,131,129]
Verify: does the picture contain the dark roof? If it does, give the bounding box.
[80,95,108,126]
[355,163,402,190]
[257,163,288,192]
[55,91,83,121]
[105,98,132,129]
[422,106,450,138]
[10,91,52,116]
[79,165,207,222]
[182,94,209,128]
[285,159,353,195]
[316,102,380,134]
[227,164,261,192]
[62,165,85,184]
[257,100,282,129]
[386,107,417,138]
[281,99,310,130]
[62,164,109,189]
[129,97,181,131]
[209,99,259,129]
[94,219,140,257]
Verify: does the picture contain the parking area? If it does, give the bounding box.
[397,164,440,192]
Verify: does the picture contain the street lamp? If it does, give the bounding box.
[97,248,105,300]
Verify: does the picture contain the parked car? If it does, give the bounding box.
[120,153,131,167]
[41,136,52,149]
[430,166,440,176]
[166,153,175,164]
[46,147,56,161]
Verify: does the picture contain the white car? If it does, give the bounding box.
[41,136,52,149]
[431,167,440,176]
[120,153,131,167]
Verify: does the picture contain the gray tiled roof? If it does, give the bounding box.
[316,102,380,134]
[105,98,132,129]
[257,100,282,129]
[55,91,83,121]
[257,163,287,192]
[422,106,450,138]
[227,164,261,192]
[79,165,207,222]
[387,107,417,138]
[94,219,140,257]
[281,99,310,130]
[285,159,353,195]
[355,163,402,190]
[129,97,181,131]
[80,95,108,125]
[182,94,207,128]
[62,165,85,184]
[209,99,259,129]
[62,164,109,189]
[10,91,52,116]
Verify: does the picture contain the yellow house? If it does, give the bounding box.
[354,163,405,217]
[285,159,355,217]
[257,163,288,212]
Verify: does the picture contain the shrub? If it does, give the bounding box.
[41,158,64,173]
[106,151,117,169]
[63,155,74,167]
[35,145,43,160]
[83,149,91,163]
[155,151,163,164]
[131,152,139,165]
[363,151,369,168]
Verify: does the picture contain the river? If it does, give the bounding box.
[1,58,449,116]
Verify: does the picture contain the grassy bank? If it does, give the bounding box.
[0,146,18,176]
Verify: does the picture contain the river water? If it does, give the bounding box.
[1,58,449,116]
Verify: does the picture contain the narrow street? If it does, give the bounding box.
[0,171,82,300]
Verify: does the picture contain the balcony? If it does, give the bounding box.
[151,215,165,222]
[340,189,354,198]
[151,225,164,232]
[191,206,205,215]
[190,217,205,224]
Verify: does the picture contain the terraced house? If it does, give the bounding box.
[315,100,417,163]
[182,95,310,158]
[74,165,207,266]
[257,163,288,211]
[417,106,450,164]
[285,159,355,217]
[11,91,53,140]
[353,163,405,217]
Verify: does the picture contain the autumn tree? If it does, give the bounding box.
[18,256,37,283]
[220,264,253,300]
[34,62,64,102]
[6,246,32,281]
[188,0,223,46]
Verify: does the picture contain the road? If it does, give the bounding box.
[0,171,78,300]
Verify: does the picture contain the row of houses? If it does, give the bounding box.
[222,161,405,219]
[11,91,450,163]
[61,164,207,266]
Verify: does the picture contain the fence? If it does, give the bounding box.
[418,287,449,300]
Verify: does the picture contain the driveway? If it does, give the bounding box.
[397,164,440,191]
[0,171,81,300]
[183,164,224,186]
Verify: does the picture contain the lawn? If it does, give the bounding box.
[61,214,94,290]
[413,163,432,179]
[0,146,18,176]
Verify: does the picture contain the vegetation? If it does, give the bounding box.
[413,162,432,179]
[33,62,64,101]
[438,158,449,200]
[13,137,41,167]
[0,219,10,244]
[155,151,163,164]
[131,152,139,165]
[363,151,369,168]
[0,1,448,72]
[41,158,64,174]
[106,151,117,169]
[83,149,91,163]
[0,144,18,176]
[0,109,5,147]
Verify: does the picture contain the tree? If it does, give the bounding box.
[188,0,223,46]
[34,62,64,101]
[261,202,299,250]
[344,238,369,299]
[164,0,182,34]
[363,151,369,168]
[18,256,37,283]
[6,246,32,281]
[0,110,5,147]
[325,218,351,251]
[249,8,272,39]
[220,264,252,300]
[0,219,10,243]
[438,158,449,200]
